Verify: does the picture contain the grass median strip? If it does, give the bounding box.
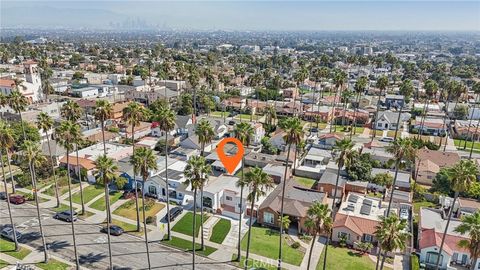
[36,259,70,270]
[0,239,31,260]
[161,236,216,256]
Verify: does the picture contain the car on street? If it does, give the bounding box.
[165,207,183,222]
[54,210,78,222]
[9,194,25,205]
[379,136,394,143]
[399,208,409,220]
[100,225,124,236]
[0,192,7,200]
[1,226,22,241]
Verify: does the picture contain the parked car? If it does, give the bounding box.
[54,210,78,222]
[399,208,409,220]
[165,207,183,222]
[0,192,7,200]
[1,226,22,241]
[228,120,236,126]
[100,225,124,236]
[9,194,25,205]
[309,127,318,133]
[379,137,394,143]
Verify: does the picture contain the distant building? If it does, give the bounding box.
[71,86,99,98]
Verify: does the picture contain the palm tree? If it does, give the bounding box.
[375,215,410,270]
[305,202,332,270]
[188,65,200,123]
[0,121,19,251]
[240,167,274,269]
[265,105,277,128]
[350,76,368,138]
[94,99,113,154]
[37,112,60,207]
[277,117,304,270]
[56,120,81,269]
[21,140,49,262]
[130,147,157,270]
[233,122,254,261]
[183,156,211,270]
[0,93,7,119]
[454,210,480,270]
[322,138,355,270]
[434,160,479,270]
[94,155,119,269]
[195,119,215,250]
[417,79,438,138]
[371,76,389,142]
[61,101,86,214]
[123,101,147,232]
[463,82,480,150]
[8,90,28,138]
[330,71,347,133]
[154,104,176,240]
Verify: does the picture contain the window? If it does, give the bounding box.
[426,252,443,265]
[263,212,274,224]
[337,232,350,240]
[148,186,157,195]
[363,234,373,242]
[226,196,233,201]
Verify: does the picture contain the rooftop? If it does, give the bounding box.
[337,192,388,222]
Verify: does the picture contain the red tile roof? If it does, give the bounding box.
[333,213,379,236]
[419,228,469,256]
[0,79,15,88]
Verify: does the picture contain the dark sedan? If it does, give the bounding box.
[101,225,124,236]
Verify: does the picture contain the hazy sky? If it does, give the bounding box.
[2,1,479,31]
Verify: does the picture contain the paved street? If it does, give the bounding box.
[0,201,236,270]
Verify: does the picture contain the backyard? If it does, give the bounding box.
[113,198,165,221]
[316,246,387,270]
[294,176,316,189]
[240,225,304,266]
[209,218,231,244]
[172,212,209,237]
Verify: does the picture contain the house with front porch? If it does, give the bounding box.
[374,111,411,131]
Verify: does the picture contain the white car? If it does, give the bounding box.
[399,209,409,220]
[380,137,394,143]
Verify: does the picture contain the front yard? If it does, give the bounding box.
[69,185,104,204]
[316,246,384,270]
[161,236,217,256]
[240,225,304,266]
[209,218,231,244]
[172,212,209,237]
[89,191,123,211]
[113,198,165,221]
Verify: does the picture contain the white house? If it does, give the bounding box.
[71,87,99,98]
[374,111,411,131]
[200,175,247,219]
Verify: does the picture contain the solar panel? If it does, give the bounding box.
[360,204,371,215]
[348,194,359,203]
[346,204,355,211]
[363,199,373,206]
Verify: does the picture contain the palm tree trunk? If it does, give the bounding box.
[417,98,429,139]
[438,98,450,150]
[104,182,113,269]
[244,191,256,270]
[141,179,152,269]
[278,143,292,270]
[164,131,171,240]
[469,120,479,160]
[307,233,317,270]
[379,251,387,270]
[192,188,197,270]
[350,93,360,139]
[75,145,85,215]
[200,186,205,251]
[393,105,403,140]
[434,192,458,270]
[131,125,141,232]
[101,118,106,155]
[19,111,26,140]
[1,151,19,251]
[7,152,16,194]
[193,87,197,124]
[45,133,60,207]
[330,87,339,133]
[30,161,48,262]
[371,88,384,142]
[236,156,245,261]
[66,153,80,269]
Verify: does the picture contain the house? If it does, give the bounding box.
[295,148,329,179]
[418,208,479,270]
[263,164,290,184]
[269,130,288,151]
[316,169,348,198]
[344,181,368,196]
[453,120,480,140]
[358,96,378,109]
[313,133,343,150]
[361,146,394,166]
[82,128,120,144]
[111,101,131,121]
[250,122,265,145]
[41,140,66,165]
[282,88,299,99]
[258,179,327,233]
[384,94,405,109]
[456,198,480,218]
[205,145,242,175]
[332,193,390,250]
[415,149,460,185]
[71,86,99,98]
[413,117,447,136]
[374,111,411,131]
[371,168,411,191]
[120,121,152,139]
[135,137,159,150]
[222,97,247,111]
[200,175,248,219]
[303,106,333,123]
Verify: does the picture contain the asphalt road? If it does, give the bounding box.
[0,201,236,270]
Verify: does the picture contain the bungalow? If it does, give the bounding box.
[374,111,411,131]
[111,101,131,121]
[415,149,460,186]
[222,97,247,111]
[313,133,343,150]
[295,148,330,179]
[257,179,327,233]
[453,120,480,140]
[384,94,405,109]
[205,145,242,175]
[120,121,152,139]
[413,117,447,136]
[303,105,333,123]
[82,128,120,144]
[263,163,290,184]
[200,175,248,219]
[371,168,411,192]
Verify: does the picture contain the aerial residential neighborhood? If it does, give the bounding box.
[0,1,479,270]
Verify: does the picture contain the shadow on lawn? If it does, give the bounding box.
[347,250,363,258]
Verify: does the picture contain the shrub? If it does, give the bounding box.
[15,174,31,188]
[291,242,300,249]
[122,199,135,209]
[410,253,420,270]
[144,198,155,210]
[146,216,156,225]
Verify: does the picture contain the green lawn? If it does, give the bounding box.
[294,176,316,189]
[52,203,75,213]
[316,246,382,270]
[36,259,70,270]
[0,238,31,260]
[234,114,261,121]
[210,111,228,118]
[0,259,8,269]
[454,139,480,150]
[69,185,104,204]
[209,219,231,244]
[234,166,251,177]
[232,255,279,270]
[43,182,79,197]
[89,191,123,211]
[241,225,304,266]
[161,236,217,256]
[172,212,209,237]
[413,201,436,217]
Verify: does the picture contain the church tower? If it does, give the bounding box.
[24,61,41,85]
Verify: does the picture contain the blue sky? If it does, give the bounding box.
[2,1,479,30]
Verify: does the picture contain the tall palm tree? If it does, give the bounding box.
[350,76,368,138]
[154,104,176,240]
[277,117,304,270]
[239,167,274,269]
[454,210,480,270]
[0,121,19,251]
[95,155,119,269]
[56,120,81,269]
[130,147,157,270]
[21,140,49,262]
[233,122,254,261]
[304,202,332,270]
[322,138,355,270]
[195,119,215,250]
[8,90,28,138]
[183,156,211,270]
[375,215,410,270]
[0,119,17,193]
[434,160,479,270]
[94,99,113,154]
[417,79,438,138]
[265,105,277,128]
[371,76,389,142]
[330,71,347,133]
[188,65,200,123]
[37,112,60,207]
[123,101,147,232]
[61,101,86,214]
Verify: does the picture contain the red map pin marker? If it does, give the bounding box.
[216,137,244,175]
